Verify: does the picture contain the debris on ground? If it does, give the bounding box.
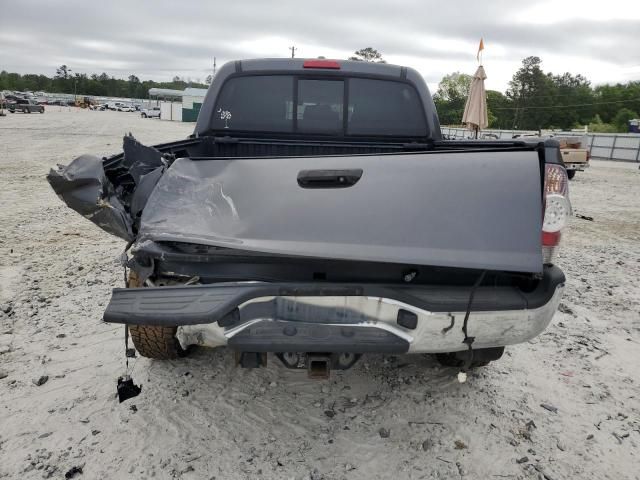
[32,375,49,386]
[64,466,83,479]
[422,439,434,451]
[454,440,467,450]
[540,403,558,413]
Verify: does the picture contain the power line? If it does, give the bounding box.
[497,86,638,101]
[504,91,595,100]
[491,97,640,111]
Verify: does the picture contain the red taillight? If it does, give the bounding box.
[542,230,561,246]
[303,60,341,69]
[542,164,571,264]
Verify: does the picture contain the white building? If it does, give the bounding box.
[148,87,208,122]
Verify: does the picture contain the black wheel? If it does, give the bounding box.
[39,108,44,113]
[567,170,576,180]
[434,347,504,369]
[141,113,147,118]
[126,272,189,360]
[23,108,29,114]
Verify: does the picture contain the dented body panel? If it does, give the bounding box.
[48,153,134,240]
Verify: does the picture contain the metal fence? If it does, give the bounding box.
[441,127,640,162]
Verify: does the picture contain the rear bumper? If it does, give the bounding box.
[104,266,565,354]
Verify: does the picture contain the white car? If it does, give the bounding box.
[118,105,135,112]
[141,106,161,118]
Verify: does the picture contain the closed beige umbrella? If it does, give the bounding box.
[462,65,488,138]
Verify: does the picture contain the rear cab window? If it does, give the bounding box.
[212,75,294,132]
[211,74,427,138]
[347,79,426,136]
[297,79,344,134]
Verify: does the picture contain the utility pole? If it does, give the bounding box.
[289,46,297,58]
[213,57,216,77]
[67,68,76,109]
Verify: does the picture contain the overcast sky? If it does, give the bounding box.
[1,0,639,93]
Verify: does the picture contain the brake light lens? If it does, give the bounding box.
[303,60,341,69]
[542,164,571,264]
[543,194,571,232]
[545,164,568,197]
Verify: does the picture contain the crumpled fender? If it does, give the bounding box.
[47,135,168,242]
[47,154,134,241]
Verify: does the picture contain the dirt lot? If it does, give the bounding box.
[0,108,638,480]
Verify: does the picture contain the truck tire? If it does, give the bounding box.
[39,107,44,113]
[23,107,29,113]
[141,113,147,118]
[129,324,187,360]
[567,170,576,180]
[126,272,188,360]
[434,347,504,368]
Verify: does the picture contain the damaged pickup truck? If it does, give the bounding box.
[48,58,570,377]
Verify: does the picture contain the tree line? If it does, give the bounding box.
[434,56,640,133]
[0,50,384,100]
[0,65,209,100]
[0,50,384,99]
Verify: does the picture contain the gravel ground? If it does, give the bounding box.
[0,108,638,480]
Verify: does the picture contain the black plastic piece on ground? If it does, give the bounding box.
[117,375,142,403]
[65,466,83,479]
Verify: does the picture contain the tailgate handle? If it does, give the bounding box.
[297,169,363,189]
